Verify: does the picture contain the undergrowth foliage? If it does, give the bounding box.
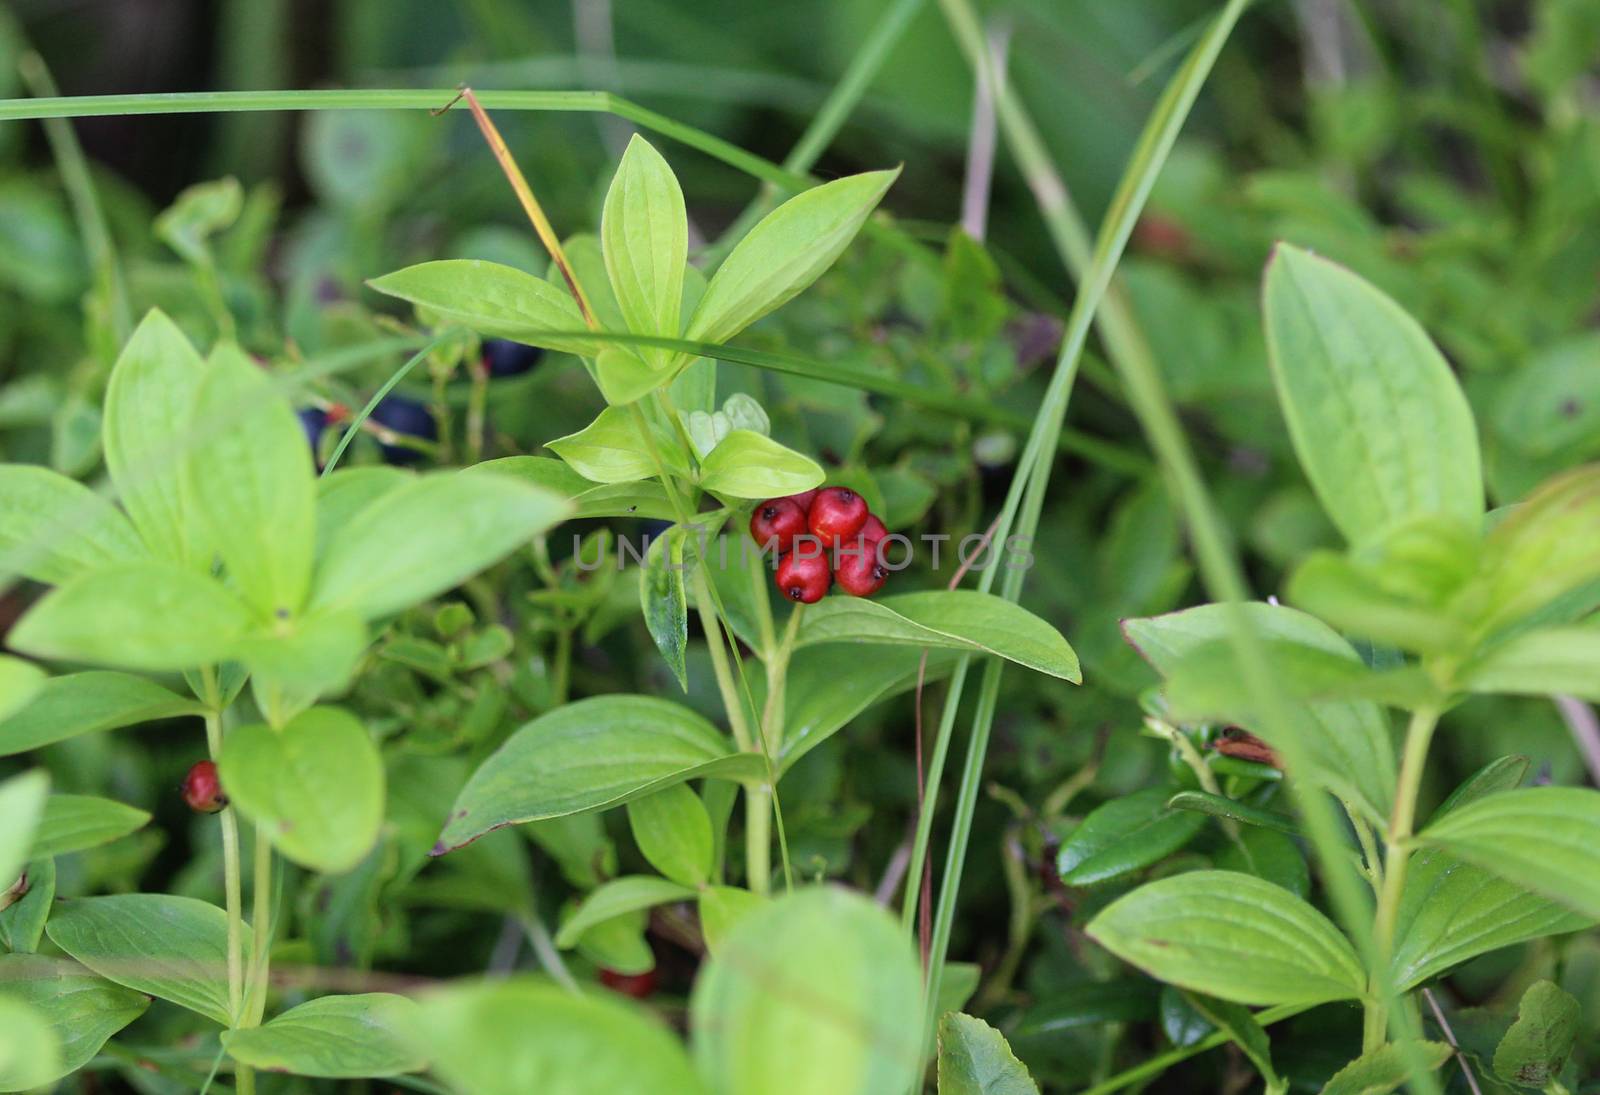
[1,2,1599,1094]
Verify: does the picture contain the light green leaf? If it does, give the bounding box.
[222,993,426,1078]
[0,772,48,896]
[1263,243,1481,547]
[468,456,675,520]
[437,695,761,852]
[554,876,697,949]
[780,647,962,770]
[1417,786,1600,918]
[1492,979,1580,1088]
[1472,466,1600,635]
[1319,1041,1452,1095]
[0,465,145,585]
[368,260,592,354]
[0,859,53,953]
[595,345,669,405]
[314,466,410,560]
[936,1012,1040,1095]
[698,430,824,499]
[102,309,211,565]
[1459,626,1600,700]
[1286,550,1469,655]
[310,471,569,620]
[0,955,148,1085]
[154,177,240,265]
[1057,788,1205,886]
[574,908,653,975]
[0,995,60,1092]
[32,795,150,859]
[9,563,252,672]
[237,610,368,721]
[1085,871,1366,1007]
[218,707,384,874]
[687,169,898,345]
[412,977,704,1095]
[185,342,316,617]
[1163,638,1441,715]
[641,528,688,691]
[547,406,688,485]
[691,887,921,1095]
[796,590,1079,681]
[0,671,203,756]
[626,784,713,887]
[603,135,686,364]
[0,659,42,725]
[46,893,247,1026]
[698,886,766,954]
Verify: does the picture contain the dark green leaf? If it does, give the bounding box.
[222,993,426,1078]
[32,795,150,859]
[1492,979,1580,1088]
[1057,788,1206,886]
[936,1012,1040,1095]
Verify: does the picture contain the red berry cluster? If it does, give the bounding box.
[750,487,891,604]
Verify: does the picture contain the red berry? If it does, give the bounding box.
[835,543,890,597]
[183,761,227,814]
[858,514,887,544]
[776,551,831,603]
[808,487,867,546]
[599,967,658,998]
[783,489,819,513]
[749,498,807,554]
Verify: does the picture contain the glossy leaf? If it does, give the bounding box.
[1215,828,1311,899]
[641,528,688,690]
[368,260,592,354]
[1263,243,1481,547]
[1166,791,1299,837]
[797,591,1079,681]
[1319,1041,1452,1095]
[687,169,899,345]
[1492,980,1579,1088]
[1417,786,1600,918]
[780,647,961,770]
[555,876,697,948]
[626,784,713,887]
[547,406,688,484]
[218,707,384,874]
[184,342,316,617]
[437,695,762,852]
[310,471,569,620]
[603,136,686,361]
[413,977,704,1095]
[0,772,48,896]
[0,465,144,585]
[690,887,921,1095]
[936,1012,1040,1095]
[222,993,426,1078]
[0,955,148,1084]
[698,430,824,499]
[0,671,203,756]
[46,893,246,1026]
[32,795,150,859]
[9,563,252,672]
[1085,871,1365,1006]
[1057,788,1206,886]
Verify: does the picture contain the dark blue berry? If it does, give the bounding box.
[481,338,543,378]
[370,395,437,466]
[297,407,328,452]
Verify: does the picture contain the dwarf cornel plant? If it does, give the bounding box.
[2,1,1600,1093]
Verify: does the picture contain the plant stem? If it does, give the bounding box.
[1364,704,1441,1051]
[203,705,244,1027]
[246,824,273,1026]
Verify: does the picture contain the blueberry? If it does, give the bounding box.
[297,407,328,453]
[370,395,437,466]
[481,338,542,378]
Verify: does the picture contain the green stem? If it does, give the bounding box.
[203,705,244,1027]
[1364,705,1441,1051]
[1077,1003,1310,1095]
[245,824,273,1027]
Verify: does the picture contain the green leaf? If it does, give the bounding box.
[236,610,368,720]
[1286,550,1468,654]
[574,908,653,975]
[687,169,899,345]
[554,876,697,949]
[626,783,713,887]
[641,528,689,691]
[0,659,41,725]
[310,471,569,620]
[698,430,824,499]
[0,772,48,897]
[698,886,766,954]
[0,995,60,1092]
[0,859,53,953]
[0,465,144,585]
[1164,637,1441,715]
[779,647,962,770]
[1166,791,1300,837]
[547,406,687,484]
[0,671,203,756]
[1057,788,1206,886]
[1458,626,1600,701]
[1262,243,1481,547]
[9,563,252,672]
[1214,828,1311,899]
[1085,871,1365,1007]
[0,955,148,1084]
[1318,1041,1452,1095]
[314,466,409,559]
[154,176,240,265]
[437,695,761,852]
[603,135,687,365]
[796,591,1080,682]
[32,795,150,859]
[1472,466,1600,635]
[367,260,592,354]
[1432,756,1530,821]
[1123,602,1396,823]
[46,893,247,1026]
[1182,992,1279,1089]
[936,1012,1040,1095]
[184,342,315,617]
[102,309,212,565]
[222,993,426,1078]
[412,977,704,1095]
[218,707,384,874]
[595,345,669,405]
[1418,786,1600,918]
[469,456,676,520]
[1492,979,1580,1088]
[690,887,921,1095]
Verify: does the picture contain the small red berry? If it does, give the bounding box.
[599,967,658,998]
[783,488,819,513]
[835,544,890,597]
[807,487,867,546]
[776,551,831,603]
[749,498,807,554]
[183,761,227,814]
[858,514,887,544]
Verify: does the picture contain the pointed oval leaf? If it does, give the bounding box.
[1472,466,1600,635]
[937,1012,1041,1095]
[1263,243,1481,547]
[0,859,54,953]
[0,996,60,1092]
[641,529,688,691]
[0,771,49,895]
[697,430,824,500]
[779,647,962,771]
[222,993,426,1078]
[32,795,150,859]
[602,136,686,358]
[1320,1042,1452,1095]
[0,671,203,757]
[367,260,592,354]
[626,783,713,888]
[0,465,145,585]
[546,406,687,485]
[554,876,697,949]
[1057,788,1206,886]
[0,658,42,726]
[1085,871,1366,1007]
[1492,980,1580,1088]
[0,955,149,1084]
